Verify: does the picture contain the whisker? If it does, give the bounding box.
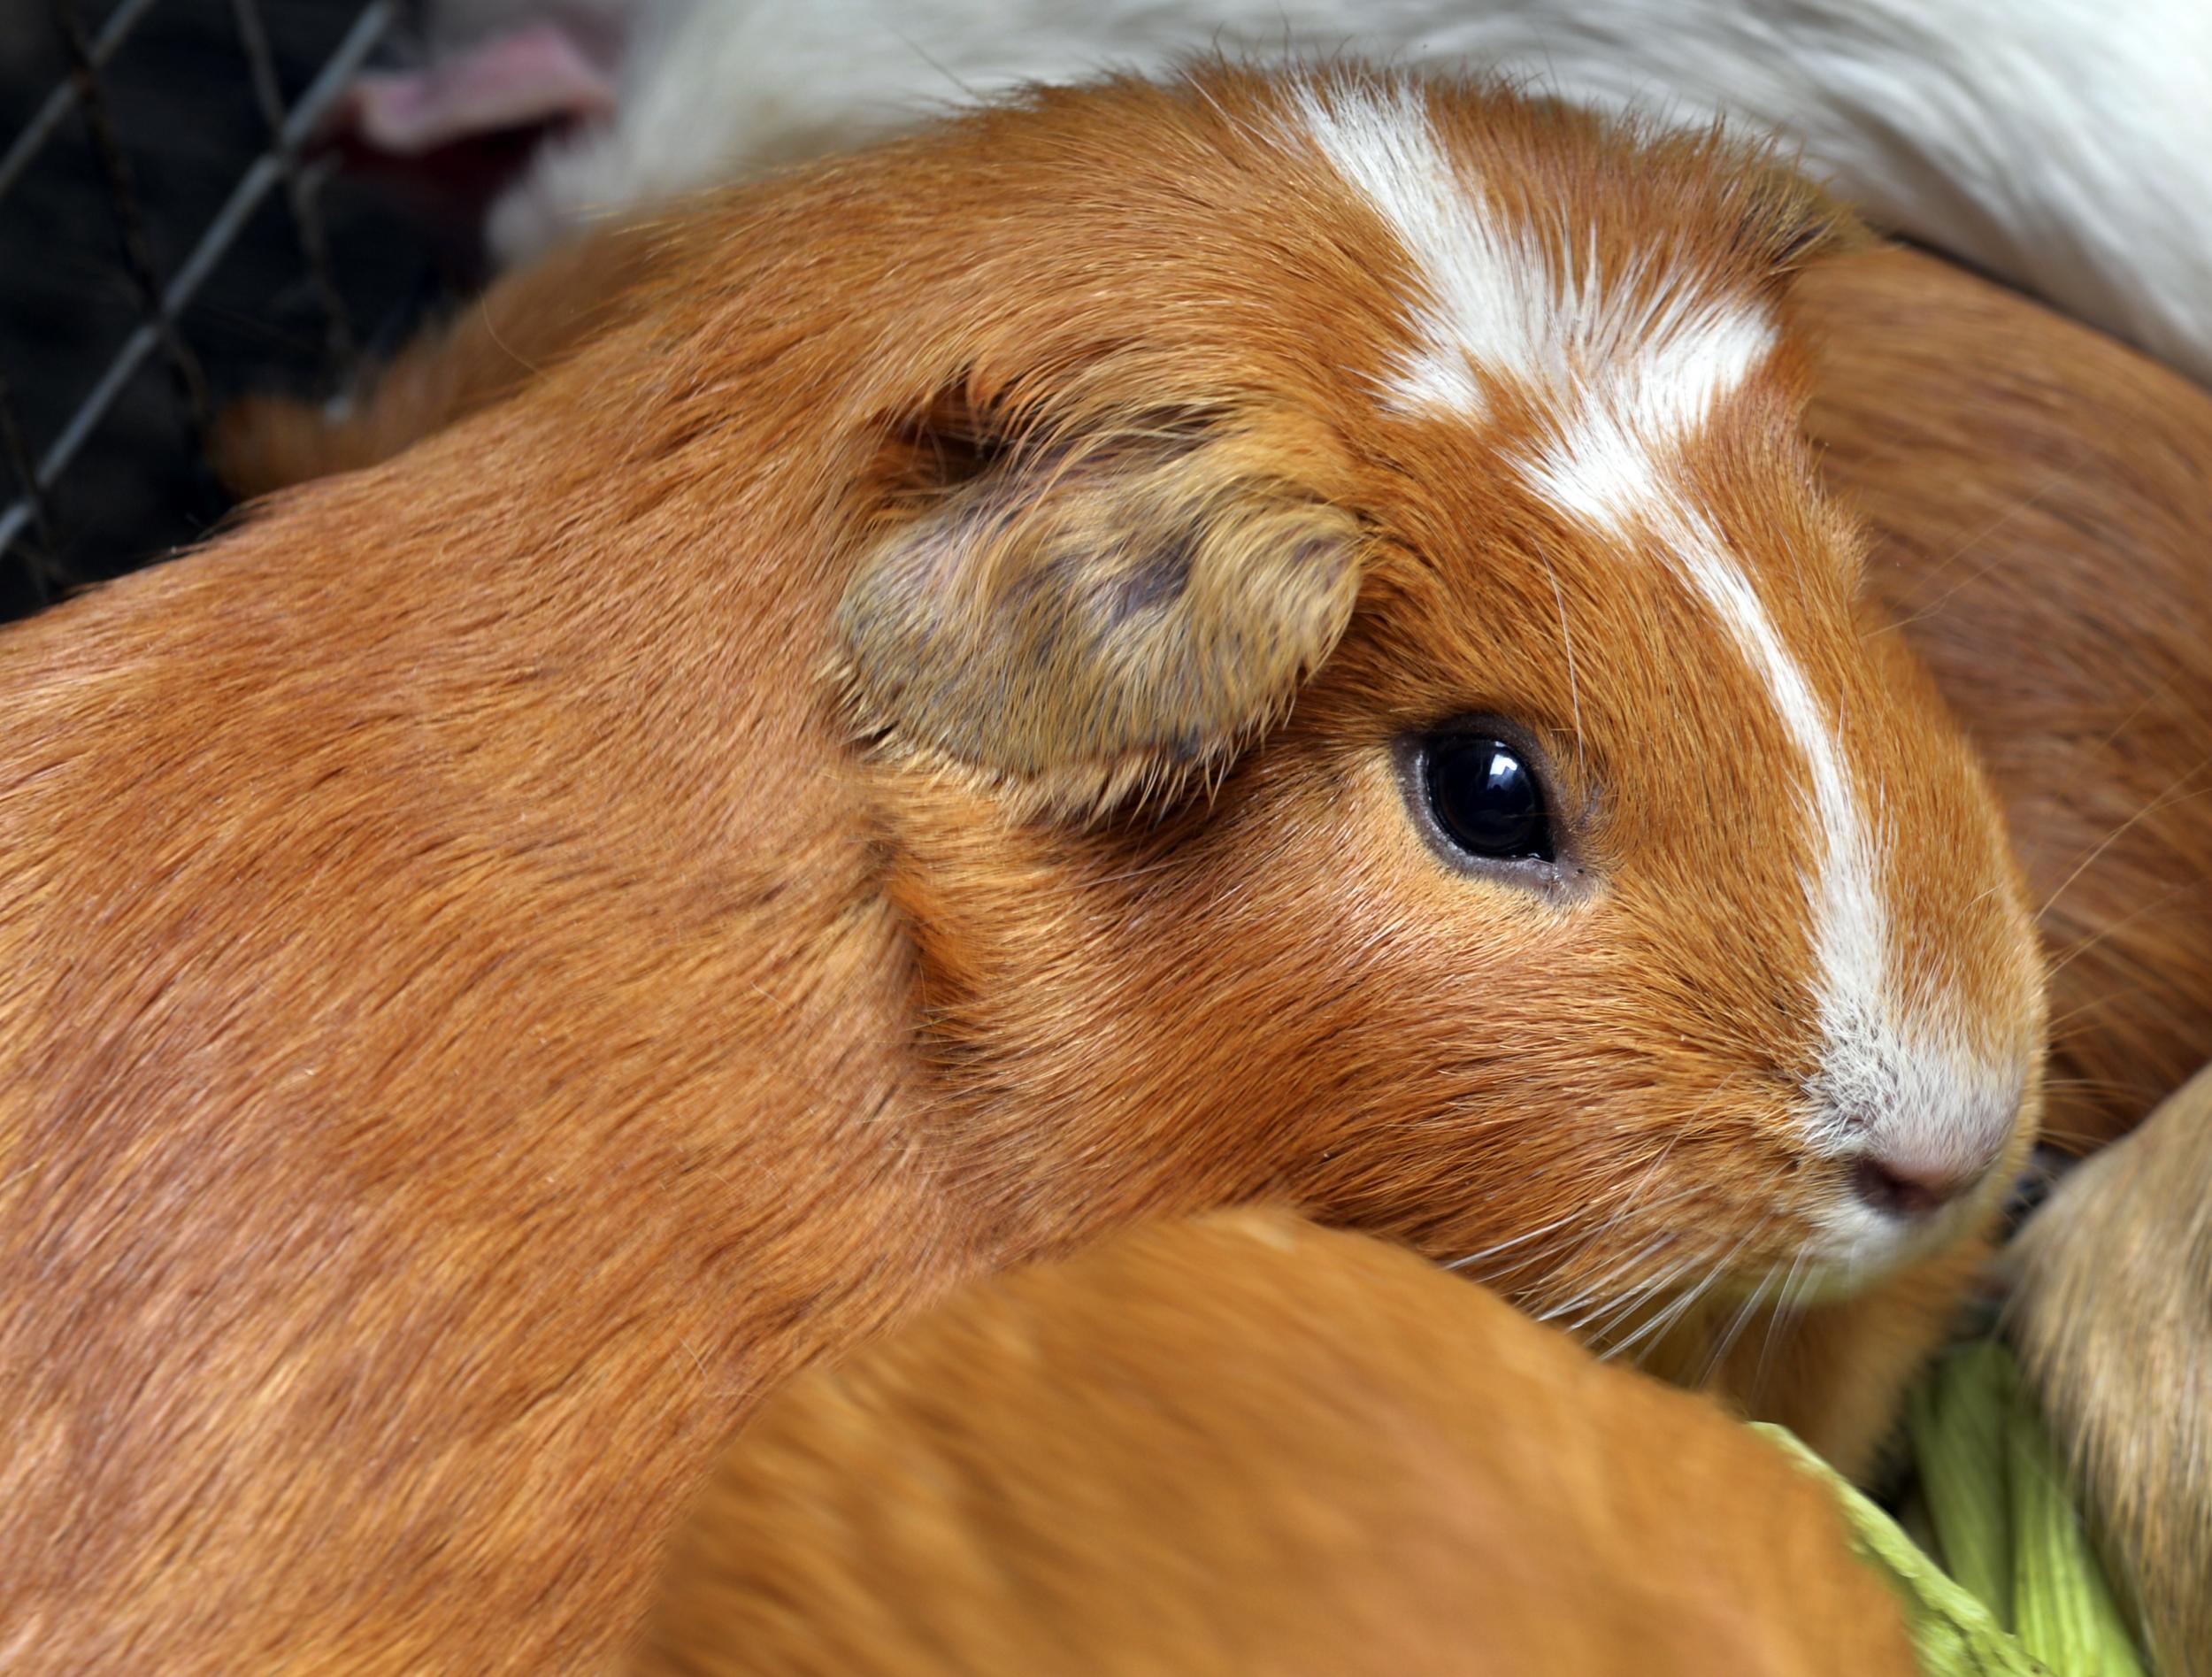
[1577,1276,1689,1350]
[2027,1124,2115,1150]
[1561,1244,1698,1342]
[1448,1176,1712,1294]
[1605,1238,1741,1362]
[1539,552,1586,783]
[1870,469,2077,634]
[1748,1241,1814,1402]
[1526,1137,1700,1283]
[2039,990,2161,1036]
[2036,1073,2165,1096]
[2042,879,2198,978]
[1536,1233,1677,1327]
[1612,1229,1750,1361]
[1443,1205,1588,1273]
[1692,1219,1783,1387]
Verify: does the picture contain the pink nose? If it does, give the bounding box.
[1852,1157,1979,1219]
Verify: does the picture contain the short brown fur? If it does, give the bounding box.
[634,1209,1920,1677]
[211,219,662,503]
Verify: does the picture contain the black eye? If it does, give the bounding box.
[1423,735,1555,863]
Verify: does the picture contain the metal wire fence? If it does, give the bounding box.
[0,0,431,624]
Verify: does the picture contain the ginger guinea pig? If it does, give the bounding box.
[634,1209,1920,1677]
[212,238,2212,1167]
[210,193,2212,1173]
[0,69,2039,1673]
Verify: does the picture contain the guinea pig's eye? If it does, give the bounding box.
[1422,735,1555,864]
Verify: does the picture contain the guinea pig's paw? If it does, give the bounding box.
[835,397,1365,821]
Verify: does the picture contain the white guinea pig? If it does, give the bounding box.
[341,0,2212,386]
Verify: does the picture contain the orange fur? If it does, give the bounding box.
[211,221,659,503]
[0,73,2039,1670]
[634,1209,1920,1677]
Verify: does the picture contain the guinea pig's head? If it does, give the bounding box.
[807,71,2046,1341]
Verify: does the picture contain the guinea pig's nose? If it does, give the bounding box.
[1851,1156,1979,1219]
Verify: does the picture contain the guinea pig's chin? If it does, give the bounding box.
[1786,1195,1990,1300]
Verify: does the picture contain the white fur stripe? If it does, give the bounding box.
[1530,432,2021,1219]
[1289,78,1529,412]
[1526,435,1888,1043]
[1538,424,2016,1240]
[1287,78,1778,432]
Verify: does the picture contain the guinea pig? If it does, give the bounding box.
[632,1207,1922,1677]
[326,0,2212,382]
[216,106,2212,1660]
[2004,1061,2212,1677]
[0,69,2042,1673]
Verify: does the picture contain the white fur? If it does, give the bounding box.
[468,0,2212,388]
[1289,78,1778,427]
[1288,81,1507,413]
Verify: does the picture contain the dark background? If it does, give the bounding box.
[0,0,429,623]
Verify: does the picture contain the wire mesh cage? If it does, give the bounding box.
[0,0,439,625]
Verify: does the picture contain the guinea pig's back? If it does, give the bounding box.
[0,395,934,1673]
[211,218,662,503]
[634,1209,1920,1677]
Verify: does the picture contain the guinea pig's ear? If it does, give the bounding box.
[835,387,1365,819]
[1727,146,1873,282]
